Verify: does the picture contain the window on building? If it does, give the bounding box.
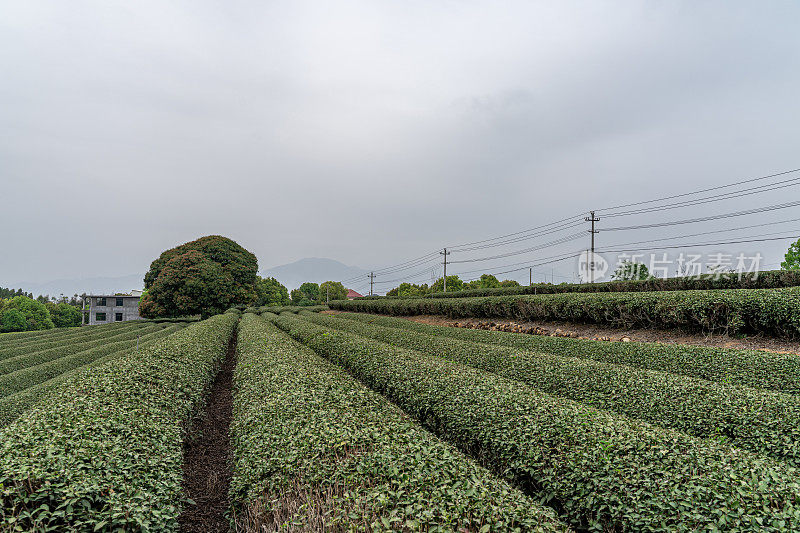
[115,312,123,321]
[116,297,124,306]
[96,312,107,321]
[97,297,106,306]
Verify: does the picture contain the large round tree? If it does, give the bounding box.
[139,235,258,318]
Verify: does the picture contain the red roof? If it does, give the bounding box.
[347,289,363,298]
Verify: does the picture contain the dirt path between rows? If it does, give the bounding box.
[179,332,237,533]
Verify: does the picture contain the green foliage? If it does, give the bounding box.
[231,313,566,531]
[253,276,290,306]
[259,305,328,314]
[611,260,652,281]
[140,235,258,319]
[0,324,186,428]
[0,313,238,531]
[305,312,800,465]
[337,312,800,394]
[385,282,429,297]
[416,269,800,299]
[783,238,800,270]
[499,279,520,287]
[466,274,502,290]
[318,280,348,301]
[290,282,320,305]
[0,310,27,333]
[48,302,83,328]
[429,275,463,293]
[0,296,54,332]
[272,313,800,531]
[330,287,800,338]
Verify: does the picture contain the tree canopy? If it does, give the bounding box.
[319,281,348,302]
[139,235,258,318]
[430,275,464,293]
[254,276,291,306]
[782,238,800,270]
[290,282,320,306]
[1,296,54,331]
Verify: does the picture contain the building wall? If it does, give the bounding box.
[88,296,141,325]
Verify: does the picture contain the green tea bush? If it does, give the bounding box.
[273,313,800,532]
[0,313,238,532]
[303,312,800,465]
[336,312,800,394]
[0,324,186,428]
[421,270,800,299]
[0,322,155,372]
[0,320,137,350]
[330,287,800,337]
[0,324,175,398]
[231,313,567,531]
[259,304,328,314]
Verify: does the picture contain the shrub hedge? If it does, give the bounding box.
[330,287,800,337]
[0,324,176,398]
[0,320,138,350]
[335,312,800,394]
[272,313,800,532]
[0,313,238,531]
[258,305,328,314]
[420,270,800,299]
[231,313,567,531]
[0,324,186,428]
[303,312,800,465]
[0,322,157,373]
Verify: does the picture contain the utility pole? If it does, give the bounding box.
[440,248,451,292]
[368,272,375,296]
[326,284,330,304]
[585,210,600,283]
[529,267,532,286]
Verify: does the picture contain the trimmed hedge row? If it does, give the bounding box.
[0,322,157,373]
[0,324,176,398]
[272,313,800,532]
[303,312,800,465]
[420,270,800,299]
[258,305,328,314]
[0,312,238,531]
[336,312,800,394]
[330,287,800,337]
[0,320,138,350]
[232,313,567,531]
[0,324,186,428]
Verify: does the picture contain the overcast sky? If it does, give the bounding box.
[2,1,799,292]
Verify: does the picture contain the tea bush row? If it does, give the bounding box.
[336,312,800,394]
[303,312,800,466]
[0,313,238,531]
[273,313,800,531]
[0,322,157,372]
[231,313,567,531]
[0,324,186,428]
[331,287,800,337]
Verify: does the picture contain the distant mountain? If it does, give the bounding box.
[262,258,369,291]
[9,274,145,298]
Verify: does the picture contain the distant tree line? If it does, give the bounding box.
[386,274,520,297]
[0,288,86,333]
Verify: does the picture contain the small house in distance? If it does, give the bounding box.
[346,289,363,300]
[84,293,142,325]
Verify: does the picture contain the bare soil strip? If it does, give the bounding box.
[179,333,237,533]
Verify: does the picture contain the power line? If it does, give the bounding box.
[596,167,800,213]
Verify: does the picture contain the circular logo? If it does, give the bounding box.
[578,251,608,283]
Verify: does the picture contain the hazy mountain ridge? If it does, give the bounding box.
[262,258,369,291]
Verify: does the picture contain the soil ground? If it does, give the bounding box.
[179,333,237,533]
[324,311,800,355]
